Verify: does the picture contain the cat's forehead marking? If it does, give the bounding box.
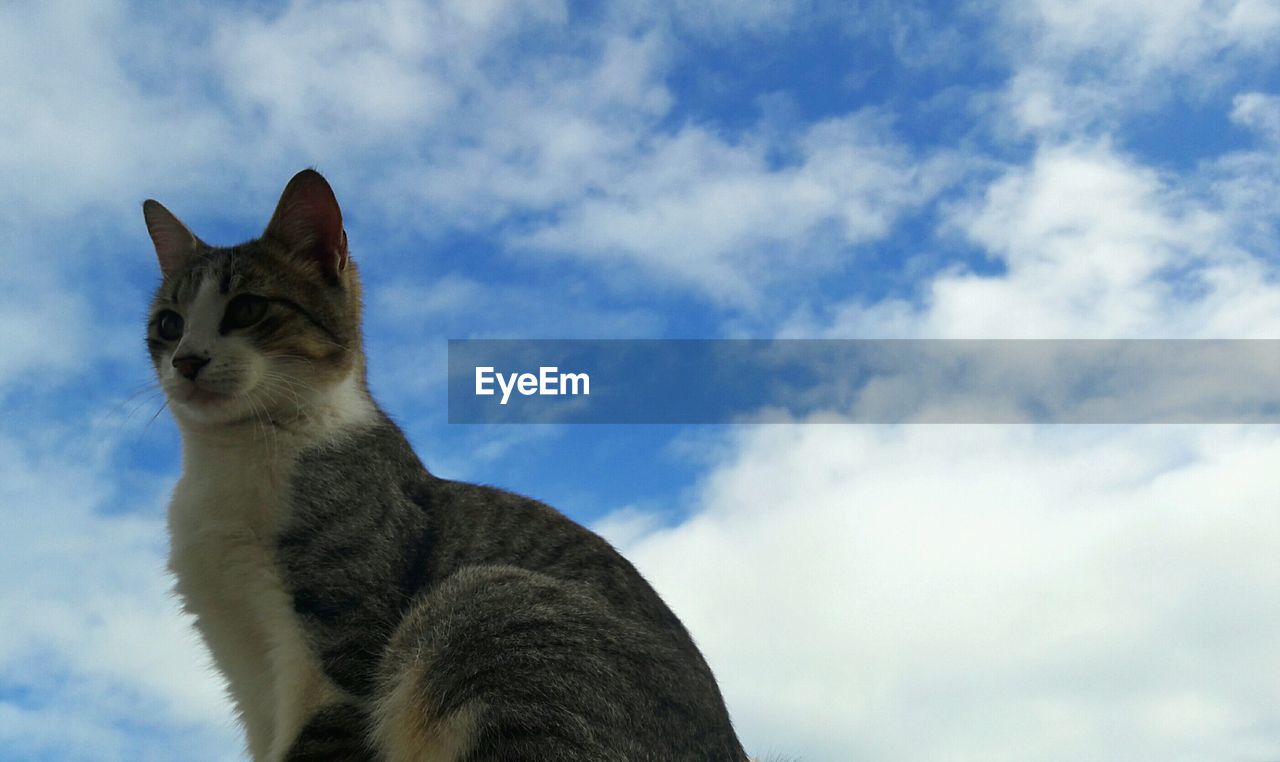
[218,249,249,295]
[171,249,239,304]
[171,271,198,304]
[189,277,225,328]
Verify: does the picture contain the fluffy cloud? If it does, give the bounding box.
[0,0,960,319]
[790,138,1280,340]
[516,114,959,302]
[590,8,1280,757]
[994,0,1280,134]
[602,424,1280,761]
[179,0,955,303]
[0,424,236,761]
[1231,92,1280,143]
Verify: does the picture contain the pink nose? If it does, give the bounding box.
[172,355,210,380]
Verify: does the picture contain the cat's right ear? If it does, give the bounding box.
[143,200,202,278]
[263,170,348,285]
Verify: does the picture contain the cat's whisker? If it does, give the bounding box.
[100,380,165,422]
[266,352,319,367]
[261,394,290,447]
[258,400,277,460]
[263,379,316,407]
[300,336,353,354]
[255,377,311,422]
[89,390,167,446]
[259,370,318,395]
[122,391,169,428]
[119,379,164,399]
[142,399,170,435]
[103,389,165,426]
[241,391,277,460]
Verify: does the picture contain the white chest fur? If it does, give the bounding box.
[168,432,342,762]
[167,372,376,760]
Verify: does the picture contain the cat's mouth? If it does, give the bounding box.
[184,384,234,406]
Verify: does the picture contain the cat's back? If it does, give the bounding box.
[282,415,746,759]
[288,413,694,642]
[414,479,747,759]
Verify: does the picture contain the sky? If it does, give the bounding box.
[2,0,1280,760]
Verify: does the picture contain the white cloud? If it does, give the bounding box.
[0,0,656,225]
[631,40,1280,756]
[0,424,237,761]
[200,1,957,304]
[201,0,679,234]
[371,274,666,338]
[992,0,1280,135]
[0,3,235,218]
[660,0,811,35]
[0,0,961,317]
[0,0,672,400]
[0,277,92,390]
[592,505,666,549]
[374,30,675,228]
[516,113,959,302]
[930,142,1197,337]
[1231,91,1280,142]
[0,2,229,387]
[601,423,1280,761]
[794,139,1280,339]
[210,0,568,154]
[599,0,819,39]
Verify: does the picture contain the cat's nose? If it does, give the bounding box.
[173,354,210,380]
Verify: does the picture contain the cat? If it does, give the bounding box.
[144,169,748,761]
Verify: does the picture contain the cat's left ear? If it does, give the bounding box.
[263,169,349,283]
[143,200,204,278]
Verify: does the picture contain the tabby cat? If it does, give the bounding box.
[144,170,747,761]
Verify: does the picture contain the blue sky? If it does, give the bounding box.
[3,1,1280,760]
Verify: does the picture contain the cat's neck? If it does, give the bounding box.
[176,370,378,467]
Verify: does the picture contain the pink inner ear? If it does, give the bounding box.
[150,226,193,266]
[144,199,199,277]
[266,170,348,278]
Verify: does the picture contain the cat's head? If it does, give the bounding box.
[144,169,365,429]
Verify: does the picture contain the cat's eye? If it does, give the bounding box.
[222,294,269,332]
[156,310,184,341]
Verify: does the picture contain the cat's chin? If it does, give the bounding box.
[168,384,253,427]
[186,386,234,406]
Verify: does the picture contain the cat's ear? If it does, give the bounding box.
[143,199,203,278]
[263,169,349,283]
